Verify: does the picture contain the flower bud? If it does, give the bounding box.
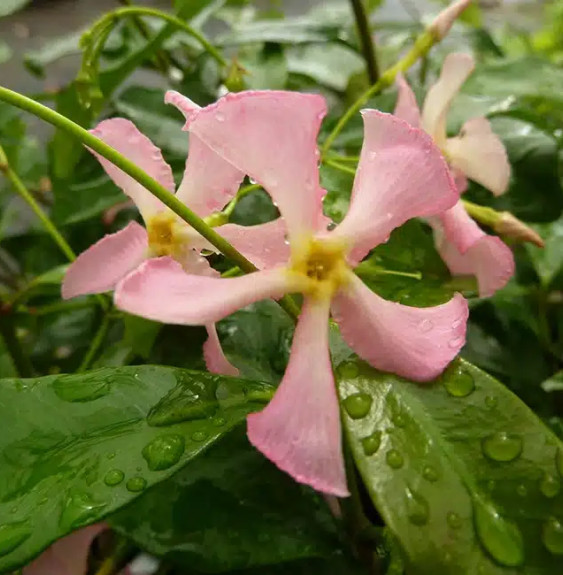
[495,212,545,248]
[428,0,472,40]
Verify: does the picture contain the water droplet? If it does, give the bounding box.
[191,430,208,442]
[142,434,185,471]
[447,511,462,529]
[126,476,147,493]
[516,484,527,497]
[540,473,560,499]
[215,112,225,122]
[392,413,407,428]
[213,417,226,427]
[343,393,372,419]
[9,507,17,515]
[0,521,32,557]
[369,151,377,160]
[448,336,464,349]
[106,451,116,460]
[452,318,463,329]
[481,432,523,462]
[386,449,404,469]
[443,364,475,398]
[418,319,434,333]
[473,500,524,567]
[422,465,439,482]
[405,487,429,525]
[59,493,107,530]
[361,431,382,456]
[104,469,125,487]
[542,517,563,555]
[485,395,497,408]
[338,361,359,379]
[53,372,111,402]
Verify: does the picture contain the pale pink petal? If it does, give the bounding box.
[437,200,484,253]
[115,257,295,324]
[333,111,458,263]
[62,222,148,299]
[164,89,200,124]
[446,117,510,196]
[23,524,106,575]
[421,53,475,146]
[436,230,514,298]
[178,246,220,277]
[453,169,468,194]
[394,74,421,128]
[247,297,349,497]
[204,323,239,376]
[332,275,468,382]
[428,0,472,40]
[186,91,327,240]
[89,118,174,220]
[216,219,290,269]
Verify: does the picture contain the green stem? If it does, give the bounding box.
[78,312,112,372]
[0,88,300,321]
[19,299,96,316]
[321,29,438,156]
[462,199,500,228]
[349,0,379,84]
[0,144,75,263]
[0,307,34,377]
[222,183,261,218]
[87,6,227,69]
[324,159,357,177]
[247,389,275,403]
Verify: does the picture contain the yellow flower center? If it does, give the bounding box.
[289,236,351,300]
[146,212,188,259]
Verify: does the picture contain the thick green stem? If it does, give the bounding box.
[462,199,500,228]
[0,307,34,377]
[349,0,379,84]
[86,6,227,69]
[0,87,300,321]
[0,144,76,263]
[321,29,437,156]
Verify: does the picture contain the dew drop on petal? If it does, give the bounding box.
[418,319,434,333]
[215,112,225,122]
[448,336,465,349]
[481,432,523,462]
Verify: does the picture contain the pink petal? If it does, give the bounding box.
[446,117,510,196]
[89,118,174,220]
[62,222,148,299]
[421,53,475,146]
[247,297,349,497]
[204,323,239,376]
[23,524,106,575]
[394,74,421,128]
[216,219,290,269]
[333,111,458,263]
[164,89,200,124]
[186,91,327,240]
[331,275,468,382]
[178,246,220,277]
[436,231,515,298]
[115,257,295,324]
[432,202,515,297]
[428,0,472,40]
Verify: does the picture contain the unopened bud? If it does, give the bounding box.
[495,212,545,248]
[428,0,472,40]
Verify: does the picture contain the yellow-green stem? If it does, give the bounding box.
[462,199,500,228]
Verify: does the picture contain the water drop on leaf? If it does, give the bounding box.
[0,521,31,557]
[422,465,439,482]
[191,431,208,442]
[343,393,372,419]
[405,487,429,525]
[53,373,111,402]
[361,431,381,456]
[539,473,560,499]
[142,434,185,471]
[59,493,107,531]
[542,517,563,555]
[481,432,523,462]
[338,361,359,379]
[485,395,497,408]
[386,449,404,469]
[443,364,475,398]
[104,469,124,487]
[473,500,524,567]
[446,511,462,529]
[126,477,147,493]
[516,484,527,497]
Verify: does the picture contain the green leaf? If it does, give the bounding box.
[0,0,31,17]
[541,371,563,394]
[526,215,563,289]
[123,314,162,360]
[111,428,346,572]
[0,366,273,571]
[241,44,288,90]
[24,30,83,78]
[338,357,563,574]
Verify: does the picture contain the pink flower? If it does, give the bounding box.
[394,53,514,296]
[62,92,289,374]
[115,90,469,496]
[23,524,106,575]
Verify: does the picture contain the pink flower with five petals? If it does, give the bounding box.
[62,92,289,375]
[394,53,515,297]
[115,90,469,496]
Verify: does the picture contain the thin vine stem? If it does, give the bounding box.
[321,28,438,156]
[349,0,379,84]
[0,87,299,321]
[77,312,112,373]
[86,6,227,69]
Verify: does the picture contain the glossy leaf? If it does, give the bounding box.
[338,357,563,574]
[111,428,351,572]
[0,366,273,571]
[0,0,31,17]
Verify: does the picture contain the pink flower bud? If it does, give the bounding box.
[429,0,472,40]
